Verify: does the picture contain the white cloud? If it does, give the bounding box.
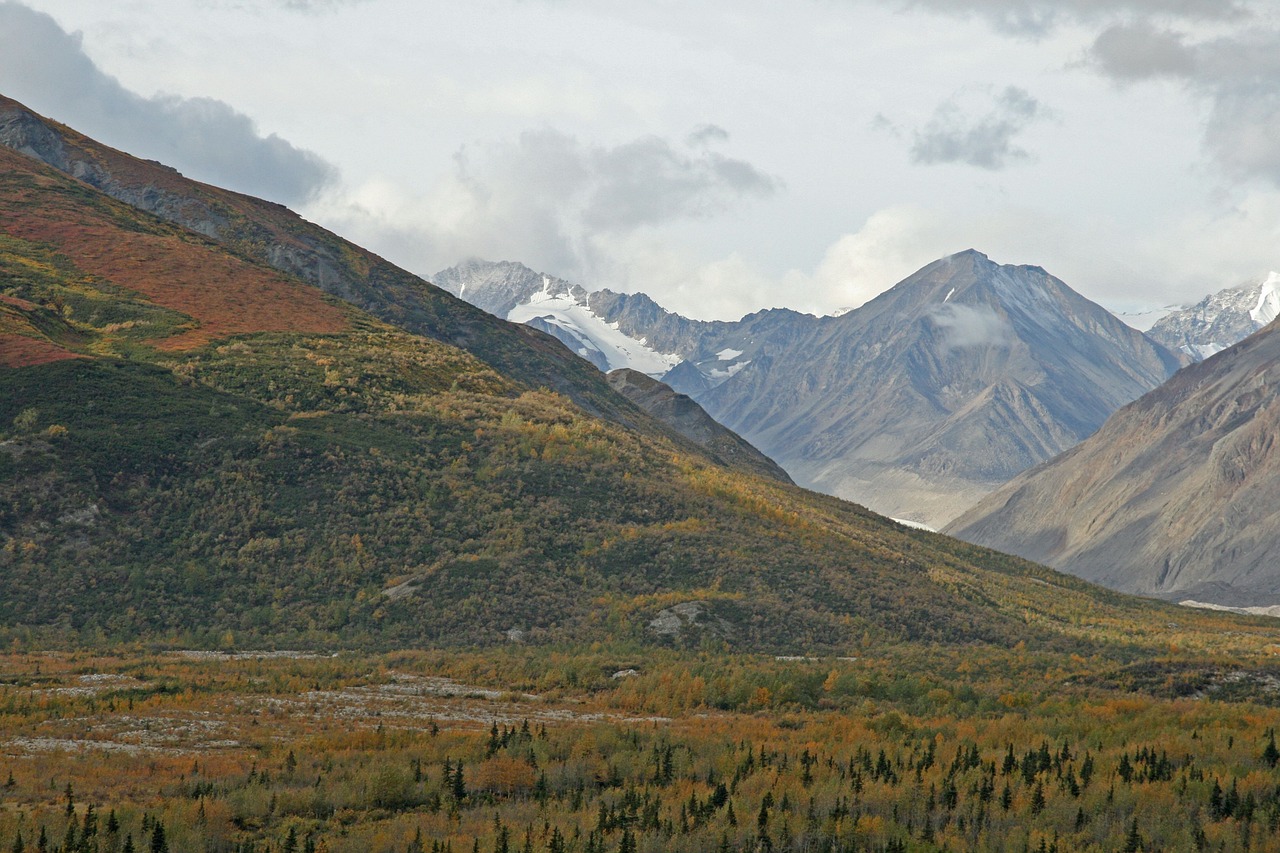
[930,303,1014,348]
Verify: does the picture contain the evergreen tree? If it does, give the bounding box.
[10,831,22,853]
[1123,819,1142,853]
[150,823,167,853]
[1264,730,1279,769]
[452,762,467,801]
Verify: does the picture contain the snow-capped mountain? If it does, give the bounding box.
[1144,272,1280,360]
[433,260,810,386]
[432,260,683,376]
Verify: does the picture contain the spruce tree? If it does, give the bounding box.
[150,823,167,853]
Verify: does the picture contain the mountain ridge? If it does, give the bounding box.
[946,315,1280,606]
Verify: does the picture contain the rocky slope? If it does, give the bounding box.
[945,317,1280,606]
[699,251,1186,527]
[1145,273,1280,360]
[605,369,792,484]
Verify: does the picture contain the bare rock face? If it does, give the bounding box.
[606,369,792,484]
[647,601,732,644]
[946,317,1280,606]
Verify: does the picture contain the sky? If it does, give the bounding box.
[1,0,1278,321]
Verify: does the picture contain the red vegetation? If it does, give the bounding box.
[0,149,348,351]
[0,330,81,368]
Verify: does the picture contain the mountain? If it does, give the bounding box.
[439,254,1186,528]
[605,368,792,484]
[1145,272,1280,360]
[433,260,684,375]
[0,97,1189,654]
[698,251,1186,528]
[434,259,812,395]
[946,316,1280,607]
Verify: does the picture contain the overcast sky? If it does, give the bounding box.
[2,0,1278,319]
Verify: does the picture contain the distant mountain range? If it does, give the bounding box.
[947,311,1280,607]
[439,254,1185,527]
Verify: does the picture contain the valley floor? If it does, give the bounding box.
[4,646,1280,852]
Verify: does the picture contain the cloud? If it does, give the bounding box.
[909,86,1048,169]
[686,124,731,147]
[1087,21,1196,80]
[930,303,1014,348]
[315,124,778,295]
[0,1,336,205]
[888,0,1248,37]
[581,133,777,230]
[1087,23,1280,186]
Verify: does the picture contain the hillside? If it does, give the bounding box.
[0,94,649,427]
[947,317,1280,606]
[605,368,792,484]
[0,109,1232,655]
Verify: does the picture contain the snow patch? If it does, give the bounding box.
[891,517,936,532]
[1112,307,1177,332]
[707,360,751,380]
[717,348,744,360]
[1250,272,1280,326]
[508,293,681,377]
[943,288,955,303]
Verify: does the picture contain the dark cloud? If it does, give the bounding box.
[910,87,1047,170]
[1088,24,1280,185]
[0,1,336,205]
[582,134,777,230]
[1088,21,1197,79]
[893,0,1248,37]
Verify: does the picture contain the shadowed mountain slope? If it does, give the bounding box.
[605,368,792,484]
[947,318,1280,606]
